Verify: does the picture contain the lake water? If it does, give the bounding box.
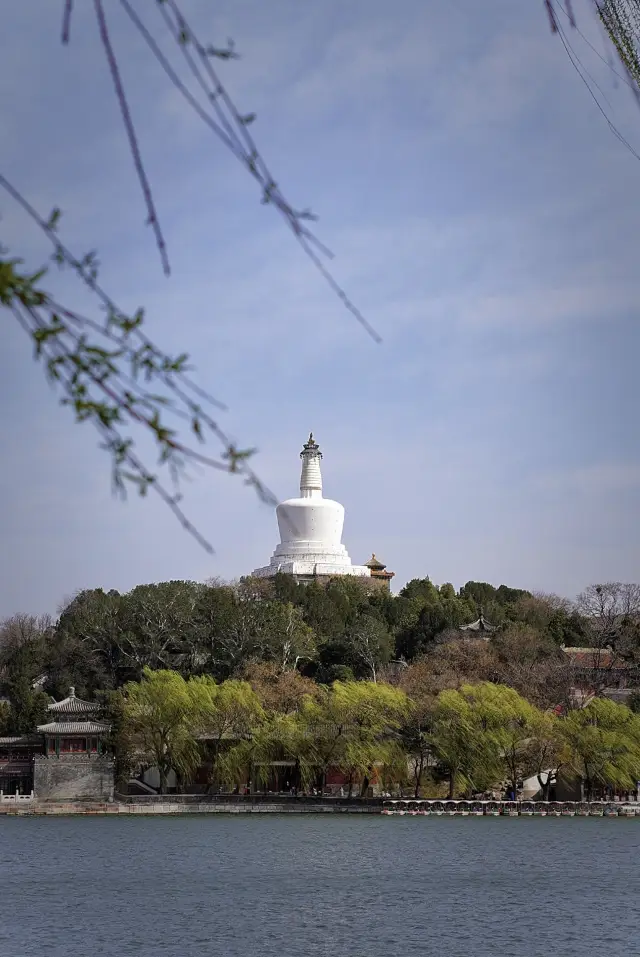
[0,816,638,957]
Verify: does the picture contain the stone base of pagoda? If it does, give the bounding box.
[252,539,371,580]
[252,560,371,579]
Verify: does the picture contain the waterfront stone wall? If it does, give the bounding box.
[0,794,640,820]
[1,800,381,815]
[34,755,115,802]
[3,798,640,817]
[114,792,382,808]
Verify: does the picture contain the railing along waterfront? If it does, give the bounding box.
[381,799,640,817]
[3,791,639,816]
[115,793,640,817]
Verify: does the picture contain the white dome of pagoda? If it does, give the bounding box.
[251,434,370,581]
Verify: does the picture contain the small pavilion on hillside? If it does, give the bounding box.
[458,611,497,640]
[363,554,395,591]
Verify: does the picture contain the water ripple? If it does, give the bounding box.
[0,816,637,957]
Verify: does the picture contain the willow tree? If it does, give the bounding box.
[297,681,409,796]
[430,681,569,799]
[120,667,200,794]
[335,681,409,796]
[560,697,640,799]
[462,683,560,800]
[241,711,307,792]
[430,686,504,798]
[189,675,264,790]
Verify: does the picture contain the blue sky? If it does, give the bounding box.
[1,0,639,617]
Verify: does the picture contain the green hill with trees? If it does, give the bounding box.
[2,576,639,798]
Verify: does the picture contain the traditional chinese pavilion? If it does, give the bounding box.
[364,554,395,591]
[33,686,114,801]
[37,686,110,756]
[1,688,113,799]
[459,611,497,640]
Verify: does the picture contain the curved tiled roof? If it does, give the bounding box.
[460,613,497,633]
[48,687,98,714]
[365,553,386,570]
[37,721,110,735]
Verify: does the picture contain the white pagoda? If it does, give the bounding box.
[251,434,371,582]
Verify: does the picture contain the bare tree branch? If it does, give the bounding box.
[1,170,278,552]
[116,0,381,341]
[93,0,170,276]
[61,0,73,44]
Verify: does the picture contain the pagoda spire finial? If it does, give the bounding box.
[302,432,320,455]
[299,432,323,497]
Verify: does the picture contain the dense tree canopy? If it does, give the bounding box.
[1,580,614,744]
[2,576,639,724]
[2,573,639,799]
[562,697,640,799]
[109,669,640,799]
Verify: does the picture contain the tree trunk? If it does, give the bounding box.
[360,773,370,797]
[448,769,455,799]
[347,771,354,798]
[537,772,551,802]
[414,756,425,799]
